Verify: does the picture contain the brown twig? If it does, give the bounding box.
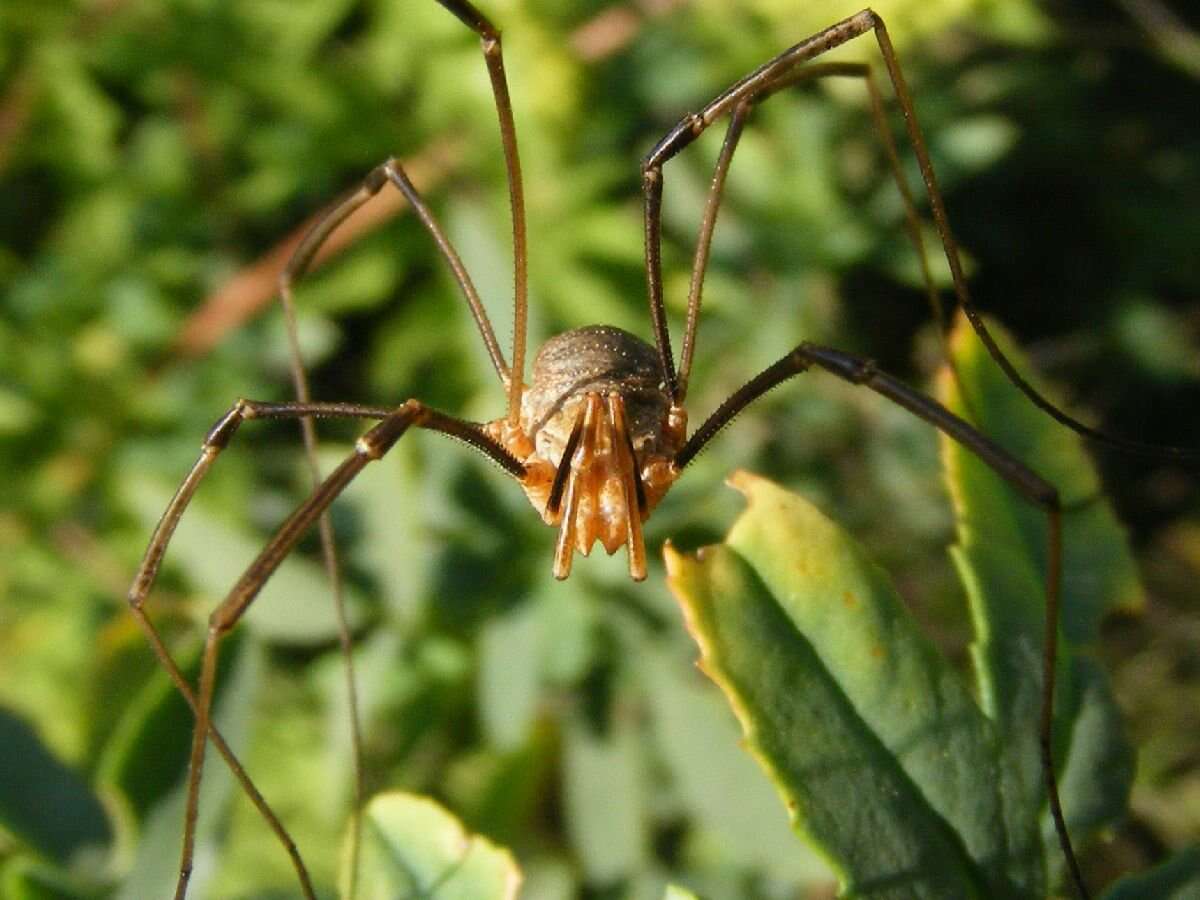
[174,138,462,358]
[570,0,687,61]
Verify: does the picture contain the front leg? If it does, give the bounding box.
[146,400,524,899]
[128,398,389,900]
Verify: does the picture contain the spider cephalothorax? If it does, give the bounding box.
[485,325,687,580]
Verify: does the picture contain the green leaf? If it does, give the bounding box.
[345,792,521,900]
[665,316,1143,898]
[0,709,112,867]
[640,643,829,883]
[936,315,1139,863]
[666,471,1006,899]
[1101,847,1200,900]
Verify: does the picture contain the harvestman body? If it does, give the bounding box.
[128,3,1199,899]
[491,324,686,581]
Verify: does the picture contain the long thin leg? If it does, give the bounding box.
[434,0,529,424]
[278,179,395,900]
[676,343,1088,900]
[644,9,1198,462]
[128,606,317,898]
[129,400,388,900]
[130,399,522,899]
[643,11,878,400]
[277,136,525,891]
[280,162,510,384]
[278,34,528,864]
[174,401,523,899]
[675,60,949,404]
[382,159,509,383]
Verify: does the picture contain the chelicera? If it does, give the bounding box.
[492,324,686,581]
[128,3,1199,899]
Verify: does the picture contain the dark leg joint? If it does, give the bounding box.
[1035,482,1060,511]
[363,163,389,194]
[437,0,499,39]
[644,118,698,171]
[205,400,250,449]
[383,159,423,204]
[799,343,876,383]
[356,402,422,461]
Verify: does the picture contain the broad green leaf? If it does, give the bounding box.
[667,471,1007,899]
[0,709,112,867]
[1101,847,1200,900]
[345,792,521,900]
[664,885,700,900]
[937,314,1140,866]
[640,644,830,883]
[666,319,1144,898]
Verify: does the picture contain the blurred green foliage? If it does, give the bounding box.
[349,792,522,899]
[1,0,1198,897]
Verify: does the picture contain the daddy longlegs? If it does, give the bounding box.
[128,3,1199,898]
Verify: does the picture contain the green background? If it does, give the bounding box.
[1,0,1198,896]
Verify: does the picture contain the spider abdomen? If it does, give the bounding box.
[484,324,686,579]
[521,325,670,463]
